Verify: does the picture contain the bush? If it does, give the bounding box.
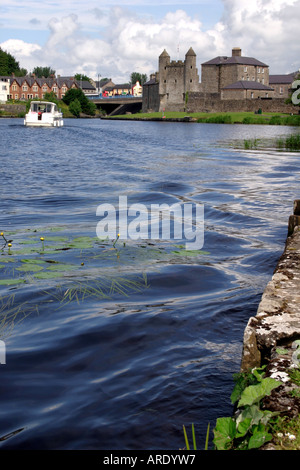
[269,115,283,125]
[205,115,232,124]
[63,88,96,116]
[69,98,82,118]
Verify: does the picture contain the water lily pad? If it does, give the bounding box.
[0,257,16,263]
[16,264,45,272]
[21,259,48,265]
[0,278,26,285]
[33,271,63,279]
[171,249,210,256]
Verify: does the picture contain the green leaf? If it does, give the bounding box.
[33,271,63,279]
[236,404,265,428]
[0,278,26,285]
[21,259,47,264]
[213,417,236,450]
[238,378,282,408]
[248,430,272,450]
[16,264,45,272]
[171,249,209,256]
[0,257,16,263]
[236,417,252,438]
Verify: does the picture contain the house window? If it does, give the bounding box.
[258,68,260,73]
[33,85,38,91]
[280,87,283,94]
[251,92,254,99]
[15,94,18,99]
[262,68,264,73]
[22,85,28,91]
[42,86,48,92]
[244,66,248,72]
[12,85,17,91]
[262,78,264,84]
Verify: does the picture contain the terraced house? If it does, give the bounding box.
[7,75,79,101]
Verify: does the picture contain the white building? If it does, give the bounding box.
[0,78,10,103]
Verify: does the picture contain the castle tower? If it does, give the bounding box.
[159,49,170,95]
[184,47,200,92]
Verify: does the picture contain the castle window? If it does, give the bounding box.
[190,65,193,69]
[164,80,166,83]
[190,79,192,83]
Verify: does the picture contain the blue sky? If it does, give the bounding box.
[1,0,299,82]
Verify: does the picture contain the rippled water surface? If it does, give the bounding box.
[0,117,299,449]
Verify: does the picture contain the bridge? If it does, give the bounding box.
[88,95,143,116]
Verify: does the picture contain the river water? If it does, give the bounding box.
[0,117,299,450]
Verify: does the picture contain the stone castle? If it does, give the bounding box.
[142,47,297,114]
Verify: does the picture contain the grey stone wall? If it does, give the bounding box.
[186,93,295,114]
[142,82,160,112]
[0,103,26,115]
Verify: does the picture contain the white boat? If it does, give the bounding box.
[24,101,64,127]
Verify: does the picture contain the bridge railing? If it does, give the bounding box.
[88,94,142,100]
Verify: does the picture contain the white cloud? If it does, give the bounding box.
[1,1,300,81]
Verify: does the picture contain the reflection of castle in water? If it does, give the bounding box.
[143,47,297,114]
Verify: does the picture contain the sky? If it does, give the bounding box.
[0,0,299,83]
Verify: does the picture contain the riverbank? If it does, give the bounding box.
[103,111,300,126]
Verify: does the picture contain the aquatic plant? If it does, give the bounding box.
[0,226,210,336]
[183,423,210,450]
[243,138,260,149]
[213,366,282,450]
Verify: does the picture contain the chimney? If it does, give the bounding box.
[232,47,242,57]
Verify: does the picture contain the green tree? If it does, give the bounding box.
[32,66,56,78]
[130,72,148,85]
[69,98,82,117]
[74,73,91,83]
[62,88,96,115]
[0,47,27,76]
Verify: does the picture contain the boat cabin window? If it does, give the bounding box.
[31,102,53,113]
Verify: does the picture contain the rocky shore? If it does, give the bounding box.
[240,200,300,424]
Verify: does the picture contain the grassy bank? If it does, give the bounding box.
[107,111,300,126]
